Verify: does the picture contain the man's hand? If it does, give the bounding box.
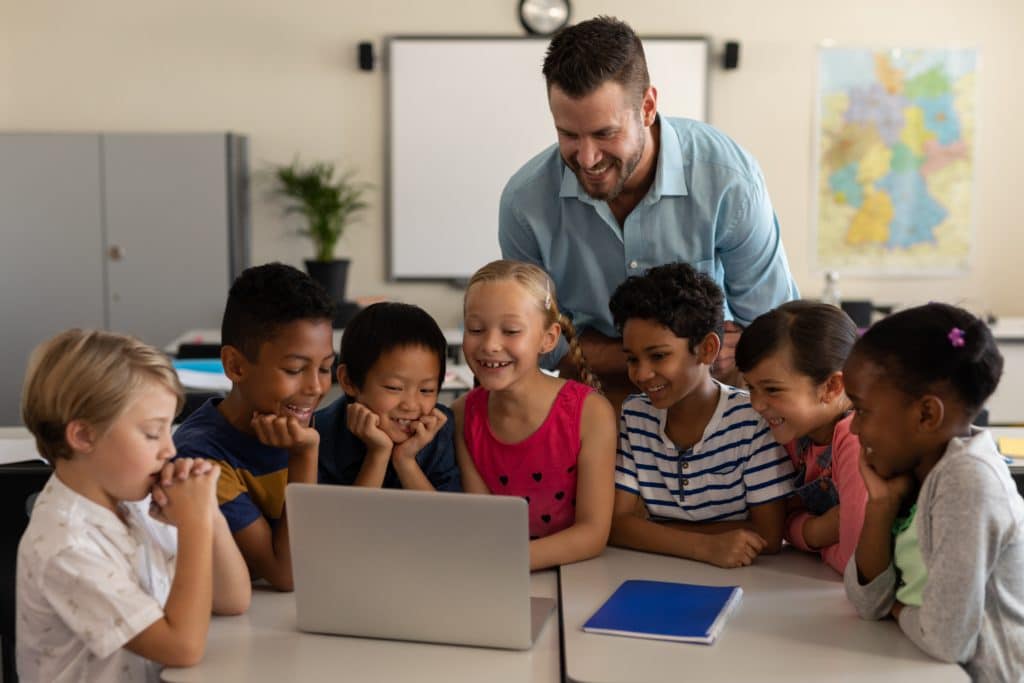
[712,321,743,384]
[250,413,320,455]
[392,408,448,463]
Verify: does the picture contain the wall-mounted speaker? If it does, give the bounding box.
[723,41,740,70]
[358,42,375,71]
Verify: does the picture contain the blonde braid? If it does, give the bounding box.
[558,312,603,393]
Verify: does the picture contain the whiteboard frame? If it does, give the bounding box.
[386,35,711,282]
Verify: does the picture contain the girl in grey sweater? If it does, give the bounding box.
[843,303,1023,683]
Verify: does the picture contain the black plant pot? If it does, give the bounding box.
[305,259,350,303]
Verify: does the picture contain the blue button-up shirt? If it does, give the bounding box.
[499,116,799,363]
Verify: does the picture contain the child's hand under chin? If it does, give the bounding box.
[392,408,448,463]
[346,402,394,454]
[250,412,320,454]
[858,448,915,507]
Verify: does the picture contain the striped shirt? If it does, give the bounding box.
[616,383,795,522]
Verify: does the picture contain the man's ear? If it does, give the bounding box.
[221,345,249,383]
[917,394,946,432]
[640,86,658,127]
[65,419,96,454]
[697,331,721,366]
[337,364,360,398]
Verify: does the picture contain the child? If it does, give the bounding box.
[17,329,250,683]
[608,262,795,568]
[843,303,1023,681]
[453,260,616,570]
[174,262,336,591]
[736,301,867,574]
[316,302,461,491]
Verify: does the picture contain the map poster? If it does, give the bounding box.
[813,46,978,274]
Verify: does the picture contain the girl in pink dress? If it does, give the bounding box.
[453,260,616,570]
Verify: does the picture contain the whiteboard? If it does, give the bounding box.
[387,36,709,281]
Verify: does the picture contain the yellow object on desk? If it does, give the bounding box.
[998,437,1024,457]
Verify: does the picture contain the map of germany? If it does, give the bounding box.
[815,48,976,272]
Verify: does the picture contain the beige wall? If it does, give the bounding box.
[4,0,1022,329]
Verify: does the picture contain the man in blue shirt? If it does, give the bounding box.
[499,16,799,403]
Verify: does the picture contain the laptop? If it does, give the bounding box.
[286,483,555,650]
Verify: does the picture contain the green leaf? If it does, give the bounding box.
[270,157,371,261]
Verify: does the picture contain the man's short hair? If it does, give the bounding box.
[542,16,650,105]
[221,262,336,361]
[339,302,448,391]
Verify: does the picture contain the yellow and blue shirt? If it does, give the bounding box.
[173,398,288,533]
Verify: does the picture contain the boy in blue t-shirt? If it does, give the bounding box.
[316,302,461,491]
[607,263,795,568]
[174,263,336,591]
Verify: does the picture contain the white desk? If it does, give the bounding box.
[987,318,1024,424]
[167,329,474,396]
[988,426,1024,477]
[560,547,968,682]
[161,570,561,683]
[165,328,465,358]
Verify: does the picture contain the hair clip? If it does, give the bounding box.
[948,327,966,348]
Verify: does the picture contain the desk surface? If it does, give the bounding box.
[165,328,464,355]
[988,427,1024,474]
[161,570,561,683]
[560,547,967,683]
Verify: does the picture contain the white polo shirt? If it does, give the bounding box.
[16,474,177,683]
[616,382,795,521]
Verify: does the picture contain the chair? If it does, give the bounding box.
[0,462,52,683]
[175,342,222,359]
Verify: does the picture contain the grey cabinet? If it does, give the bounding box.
[0,132,250,425]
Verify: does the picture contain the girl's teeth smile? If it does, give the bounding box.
[479,360,512,369]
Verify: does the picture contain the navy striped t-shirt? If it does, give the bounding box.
[615,382,795,522]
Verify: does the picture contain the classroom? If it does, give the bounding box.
[2,1,1023,682]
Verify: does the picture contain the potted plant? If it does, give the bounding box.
[272,158,369,303]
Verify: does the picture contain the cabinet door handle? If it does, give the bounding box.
[108,245,125,261]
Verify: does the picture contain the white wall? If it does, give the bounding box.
[4,0,1022,330]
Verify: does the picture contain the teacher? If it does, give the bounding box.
[499,16,799,401]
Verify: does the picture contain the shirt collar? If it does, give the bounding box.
[45,473,140,557]
[558,114,689,202]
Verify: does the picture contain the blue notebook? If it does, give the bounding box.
[582,579,742,645]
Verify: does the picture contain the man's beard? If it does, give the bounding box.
[568,131,644,202]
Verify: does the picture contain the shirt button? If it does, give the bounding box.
[629,260,639,269]
[682,479,689,486]
[682,462,689,469]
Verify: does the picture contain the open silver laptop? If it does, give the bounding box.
[286,483,555,650]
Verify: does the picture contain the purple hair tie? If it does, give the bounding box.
[948,327,966,348]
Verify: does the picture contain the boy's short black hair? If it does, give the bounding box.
[221,262,335,361]
[609,262,725,352]
[339,302,447,390]
[851,302,1003,414]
